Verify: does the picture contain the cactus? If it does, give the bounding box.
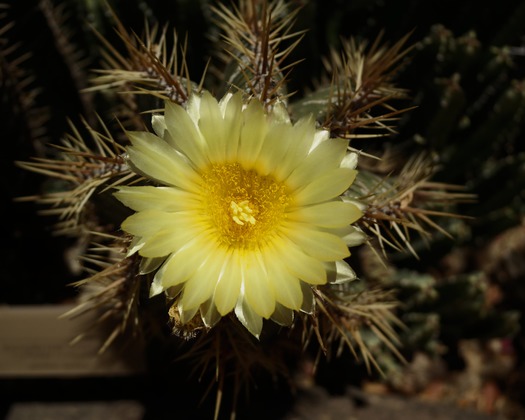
[4,0,525,418]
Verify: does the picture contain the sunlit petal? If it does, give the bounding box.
[115,186,200,212]
[295,167,358,205]
[287,200,362,228]
[127,131,201,190]
[214,249,242,315]
[281,223,350,261]
[164,100,209,169]
[242,250,275,318]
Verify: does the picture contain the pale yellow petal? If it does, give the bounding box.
[138,228,191,258]
[149,274,164,297]
[255,122,293,176]
[214,249,242,315]
[127,131,201,190]
[235,298,263,338]
[121,209,180,238]
[325,260,357,284]
[139,256,164,275]
[329,225,368,247]
[287,200,362,228]
[268,100,290,124]
[242,251,275,318]
[281,224,350,261]
[115,186,200,212]
[151,115,166,138]
[197,91,230,162]
[179,305,200,325]
[237,99,267,168]
[218,92,234,114]
[164,100,209,169]
[180,246,227,310]
[262,244,303,310]
[294,167,357,205]
[273,117,315,181]
[300,282,315,314]
[309,129,330,151]
[152,233,214,288]
[285,138,348,190]
[342,195,366,212]
[127,236,145,257]
[341,151,359,169]
[220,92,243,161]
[200,299,222,328]
[185,94,201,123]
[273,235,327,285]
[123,211,205,256]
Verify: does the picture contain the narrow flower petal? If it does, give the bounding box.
[330,225,368,247]
[263,246,303,310]
[200,299,222,328]
[281,224,350,261]
[309,129,330,152]
[151,115,166,138]
[125,213,205,257]
[341,152,359,169]
[127,131,201,190]
[273,117,314,181]
[149,275,164,297]
[214,249,242,315]
[256,122,293,176]
[126,236,145,257]
[154,234,215,288]
[300,282,315,314]
[235,297,263,339]
[288,200,362,228]
[242,251,275,318]
[185,94,201,122]
[220,93,244,161]
[237,99,267,167]
[325,260,357,284]
[179,305,200,325]
[164,100,209,169]
[274,236,327,285]
[197,91,230,162]
[180,248,227,310]
[115,186,200,212]
[294,167,358,206]
[286,138,348,189]
[139,256,164,275]
[121,209,180,238]
[180,258,222,310]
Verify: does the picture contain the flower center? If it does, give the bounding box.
[230,200,256,226]
[201,163,290,248]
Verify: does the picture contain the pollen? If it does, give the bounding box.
[230,200,256,225]
[201,163,290,248]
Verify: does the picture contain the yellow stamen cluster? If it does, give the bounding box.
[230,200,256,226]
[201,162,290,248]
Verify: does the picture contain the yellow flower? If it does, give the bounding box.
[114,91,364,337]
